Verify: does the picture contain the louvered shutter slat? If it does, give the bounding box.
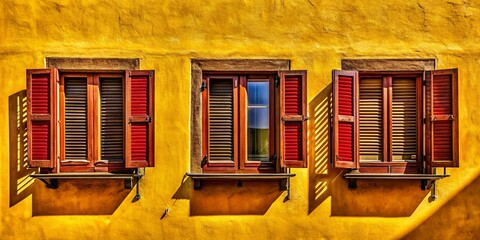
[392,78,417,160]
[101,78,124,162]
[27,69,58,169]
[125,70,154,168]
[426,69,459,168]
[209,80,234,162]
[280,70,307,168]
[333,70,359,169]
[64,78,88,160]
[359,78,383,160]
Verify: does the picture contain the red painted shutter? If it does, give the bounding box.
[125,70,155,168]
[27,69,58,169]
[332,70,359,169]
[425,69,459,168]
[279,70,307,168]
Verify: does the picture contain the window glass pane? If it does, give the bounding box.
[247,81,269,161]
[64,78,88,160]
[100,78,124,162]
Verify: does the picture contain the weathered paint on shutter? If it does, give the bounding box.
[280,70,307,168]
[333,70,359,169]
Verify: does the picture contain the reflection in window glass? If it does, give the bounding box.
[247,81,269,161]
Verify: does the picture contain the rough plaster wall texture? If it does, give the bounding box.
[1,0,480,239]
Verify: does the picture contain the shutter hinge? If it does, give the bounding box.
[200,81,207,92]
[272,154,277,167]
[149,71,153,77]
[274,75,280,87]
[148,116,153,123]
[201,155,208,167]
[423,118,426,124]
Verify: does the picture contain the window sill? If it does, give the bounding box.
[30,172,143,189]
[186,173,296,190]
[344,172,449,190]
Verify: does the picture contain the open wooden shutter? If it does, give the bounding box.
[125,70,154,168]
[425,69,459,168]
[332,70,359,169]
[27,69,58,168]
[279,70,307,168]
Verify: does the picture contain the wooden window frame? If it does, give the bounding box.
[336,59,458,173]
[190,59,291,173]
[357,71,423,173]
[59,71,127,172]
[202,74,277,173]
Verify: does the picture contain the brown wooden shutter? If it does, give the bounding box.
[125,70,154,168]
[359,78,384,161]
[27,69,58,168]
[332,70,359,169]
[279,70,307,168]
[203,76,238,169]
[392,78,418,161]
[100,78,124,162]
[64,78,88,160]
[426,69,459,168]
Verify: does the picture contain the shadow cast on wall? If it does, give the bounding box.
[402,173,480,239]
[308,84,429,217]
[9,90,36,207]
[9,90,132,215]
[32,179,131,216]
[172,176,283,216]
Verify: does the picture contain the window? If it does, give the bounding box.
[196,65,307,173]
[332,68,459,173]
[27,69,155,173]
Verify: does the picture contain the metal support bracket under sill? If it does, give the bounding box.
[30,172,144,191]
[186,173,296,195]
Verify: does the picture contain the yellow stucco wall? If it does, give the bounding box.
[1,0,480,239]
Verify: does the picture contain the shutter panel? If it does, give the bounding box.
[333,70,359,169]
[392,78,417,160]
[64,78,88,160]
[100,78,124,162]
[279,70,307,168]
[359,78,383,161]
[426,69,459,168]
[202,76,238,170]
[125,70,154,168]
[208,78,235,163]
[27,69,58,168]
